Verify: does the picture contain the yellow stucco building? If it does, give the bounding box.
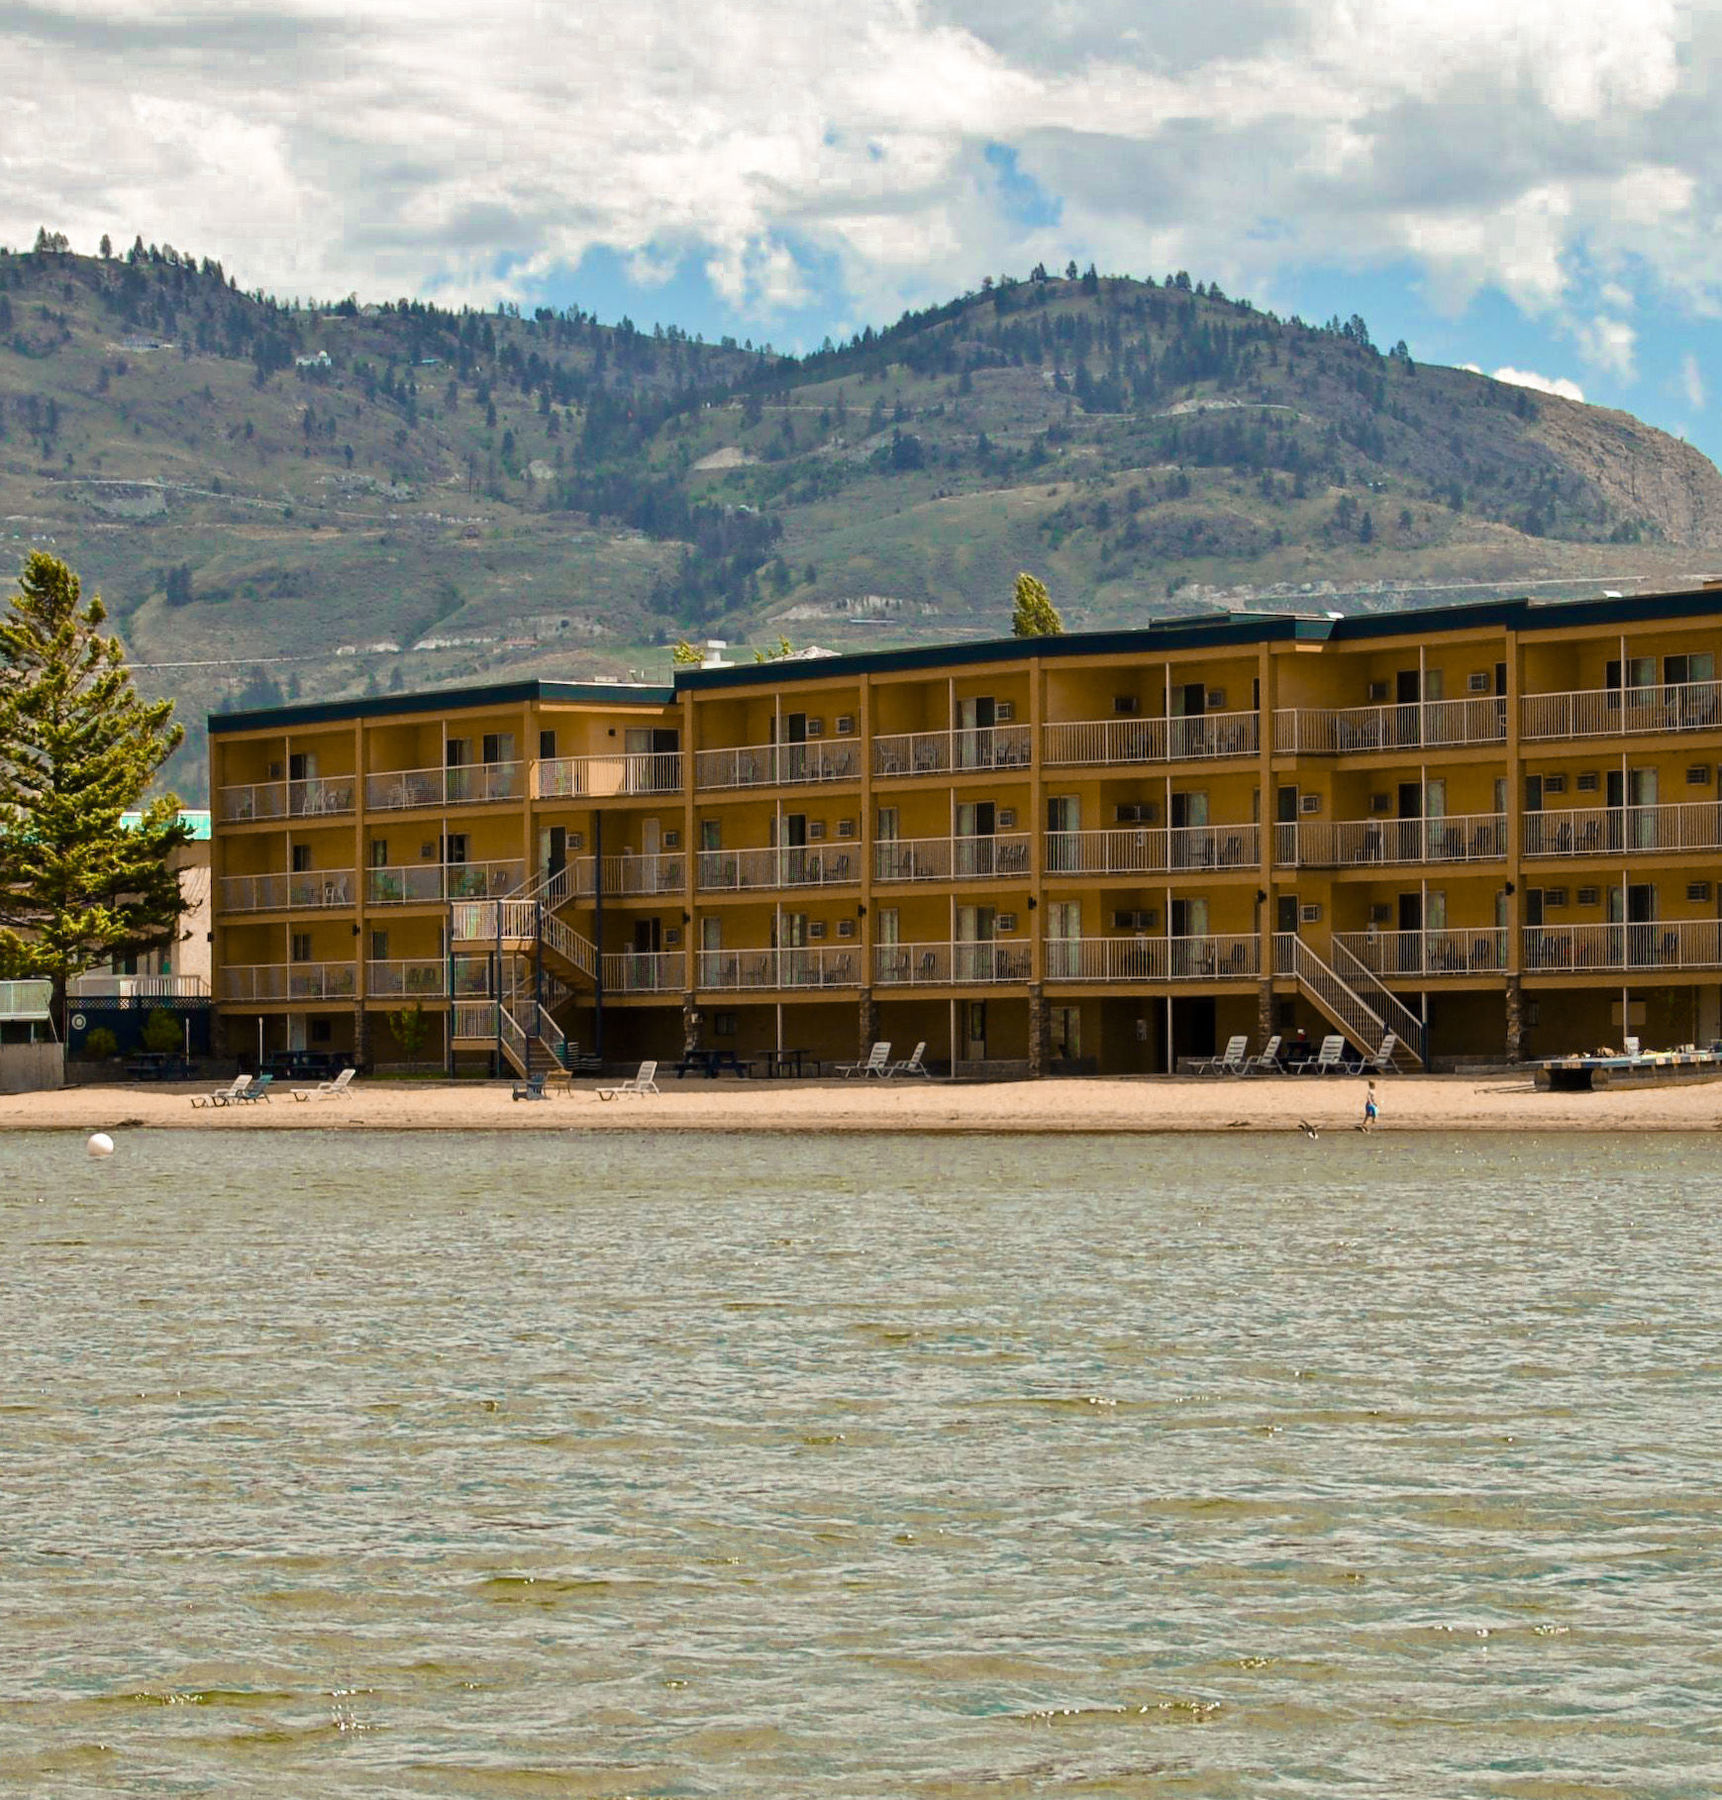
[208,583,1722,1075]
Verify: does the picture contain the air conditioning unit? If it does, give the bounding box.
[997,808,1016,829]
[1577,886,1600,906]
[837,918,856,938]
[805,718,824,738]
[1689,766,1712,786]
[836,819,856,838]
[665,927,681,946]
[997,913,1017,932]
[1205,689,1226,709]
[1367,681,1390,702]
[1369,903,1393,924]
[1114,909,1156,931]
[809,920,827,939]
[1468,671,1491,693]
[1544,774,1567,794]
[268,762,285,780]
[1369,793,1391,813]
[568,832,584,851]
[1576,772,1599,792]
[1113,695,1138,715]
[664,830,681,849]
[835,714,855,736]
[995,699,1017,722]
[1689,881,1712,902]
[1299,793,1322,814]
[1115,802,1158,823]
[1300,903,1322,923]
[808,820,826,839]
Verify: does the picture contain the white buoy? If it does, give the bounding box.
[87,1132,115,1158]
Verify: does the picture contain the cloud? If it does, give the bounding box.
[1682,352,1706,411]
[1489,367,1587,403]
[1572,316,1638,381]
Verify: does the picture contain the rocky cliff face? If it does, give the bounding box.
[1531,398,1722,550]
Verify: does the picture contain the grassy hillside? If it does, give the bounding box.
[1,246,1718,798]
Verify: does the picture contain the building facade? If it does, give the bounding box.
[207,585,1722,1075]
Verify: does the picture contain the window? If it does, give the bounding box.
[714,1011,737,1037]
[290,932,313,962]
[291,843,312,873]
[445,737,470,767]
[370,839,389,867]
[539,728,557,760]
[481,732,514,764]
[1665,653,1715,685]
[309,1018,332,1045]
[700,818,722,852]
[444,834,468,865]
[370,930,389,960]
[876,806,899,841]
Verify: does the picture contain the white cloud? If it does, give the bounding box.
[1489,366,1587,403]
[1572,316,1638,381]
[1682,352,1706,411]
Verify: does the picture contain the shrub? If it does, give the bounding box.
[82,1027,119,1060]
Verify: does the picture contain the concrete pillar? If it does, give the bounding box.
[1028,982,1049,1077]
[1504,972,1523,1063]
[858,988,879,1057]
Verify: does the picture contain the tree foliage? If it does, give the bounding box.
[0,553,191,1024]
[670,638,704,665]
[1010,571,1064,638]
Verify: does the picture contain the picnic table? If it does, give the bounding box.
[758,1048,821,1078]
[674,1048,752,1079]
[261,1050,352,1081]
[125,1053,195,1081]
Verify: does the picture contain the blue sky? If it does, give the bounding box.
[4,0,1718,462]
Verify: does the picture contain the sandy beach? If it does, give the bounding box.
[5,1072,1722,1134]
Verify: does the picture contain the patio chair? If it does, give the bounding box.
[596,1060,660,1100]
[1623,1036,1641,1060]
[1296,1035,1348,1074]
[1192,1034,1250,1076]
[1243,1034,1283,1074]
[886,1041,931,1078]
[837,1041,892,1077]
[510,1072,549,1102]
[292,1066,357,1101]
[1352,1033,1400,1075]
[191,1074,253,1108]
[230,1072,274,1103]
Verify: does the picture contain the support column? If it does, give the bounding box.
[1257,978,1274,1048]
[353,1003,369,1071]
[1028,981,1049,1078]
[858,988,879,1058]
[1504,972,1523,1062]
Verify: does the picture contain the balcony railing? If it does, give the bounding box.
[1279,814,1507,868]
[534,751,682,799]
[67,973,212,1000]
[873,725,1034,778]
[597,853,686,896]
[873,833,1032,882]
[364,762,522,811]
[1332,928,1508,978]
[603,950,687,993]
[366,958,447,999]
[1522,680,1722,742]
[221,961,357,1001]
[365,860,524,906]
[1043,711,1260,767]
[1523,920,1722,972]
[873,941,1035,985]
[695,740,860,791]
[218,870,356,913]
[1523,801,1722,858]
[1041,934,1262,983]
[1274,697,1506,754]
[697,846,859,891]
[1044,824,1260,876]
[696,946,862,989]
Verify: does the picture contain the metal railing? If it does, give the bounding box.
[364,762,522,811]
[697,846,859,891]
[216,780,288,823]
[1274,696,1505,754]
[1274,933,1382,1057]
[873,724,1034,778]
[366,860,524,905]
[221,961,357,1001]
[598,853,686,896]
[1522,679,1722,741]
[603,950,687,993]
[289,775,357,817]
[1523,801,1722,858]
[219,870,357,913]
[1040,933,1262,982]
[872,833,1033,882]
[694,740,860,791]
[1522,920,1722,972]
[696,946,862,990]
[1279,814,1507,868]
[1329,939,1428,1065]
[366,958,447,998]
[533,750,682,798]
[68,973,211,1000]
[1333,929,1509,978]
[872,941,1034,985]
[1044,824,1260,875]
[1043,710,1260,767]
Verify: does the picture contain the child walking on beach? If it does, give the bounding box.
[1361,1081,1380,1132]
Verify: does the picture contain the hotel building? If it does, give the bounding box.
[208,583,1722,1076]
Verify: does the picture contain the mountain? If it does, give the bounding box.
[1,246,1719,798]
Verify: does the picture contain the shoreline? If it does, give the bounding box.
[4,1074,1722,1134]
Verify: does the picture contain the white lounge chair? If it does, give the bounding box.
[1623,1035,1642,1060]
[190,1074,252,1108]
[1193,1034,1249,1075]
[1243,1034,1283,1075]
[596,1059,659,1100]
[837,1042,891,1077]
[887,1041,930,1078]
[292,1066,356,1101]
[1353,1033,1400,1075]
[1296,1034,1348,1074]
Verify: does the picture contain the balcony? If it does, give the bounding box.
[696,945,861,990]
[697,846,858,892]
[694,740,859,791]
[604,949,686,993]
[874,725,1033,778]
[364,761,523,811]
[1274,697,1505,755]
[366,957,447,999]
[1042,934,1261,983]
[1043,710,1259,767]
[534,751,682,799]
[874,941,1035,985]
[216,775,358,824]
[1522,680,1722,742]
[221,961,357,1001]
[1524,801,1722,858]
[1523,920,1722,972]
[1277,814,1506,869]
[365,860,524,906]
[1044,824,1260,877]
[596,852,686,897]
[1332,928,1508,978]
[873,834,1032,883]
[218,870,356,913]
[67,973,211,1000]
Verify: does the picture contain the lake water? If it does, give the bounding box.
[2,1129,1721,1797]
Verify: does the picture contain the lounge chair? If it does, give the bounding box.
[1296,1034,1348,1074]
[837,1041,891,1077]
[233,1072,274,1102]
[1193,1034,1249,1075]
[292,1066,356,1101]
[1624,1035,1642,1059]
[190,1074,253,1108]
[1243,1034,1283,1075]
[887,1041,931,1078]
[510,1072,549,1102]
[596,1059,659,1100]
[1352,1033,1401,1075]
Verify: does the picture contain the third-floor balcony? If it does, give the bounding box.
[1043,710,1259,767]
[1276,814,1506,869]
[1523,920,1722,972]
[219,870,356,913]
[1523,801,1722,858]
[1333,928,1508,977]
[1044,824,1259,875]
[874,725,1033,778]
[697,846,858,892]
[365,859,524,905]
[695,740,860,791]
[217,774,357,824]
[1274,696,1505,755]
[1522,679,1722,742]
[873,833,1032,882]
[365,762,523,811]
[534,750,682,799]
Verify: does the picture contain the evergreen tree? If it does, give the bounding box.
[1011,571,1064,637]
[0,553,191,1029]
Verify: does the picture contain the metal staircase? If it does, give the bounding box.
[1329,940,1429,1068]
[1276,933,1426,1069]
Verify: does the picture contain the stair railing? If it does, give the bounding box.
[1329,940,1428,1066]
